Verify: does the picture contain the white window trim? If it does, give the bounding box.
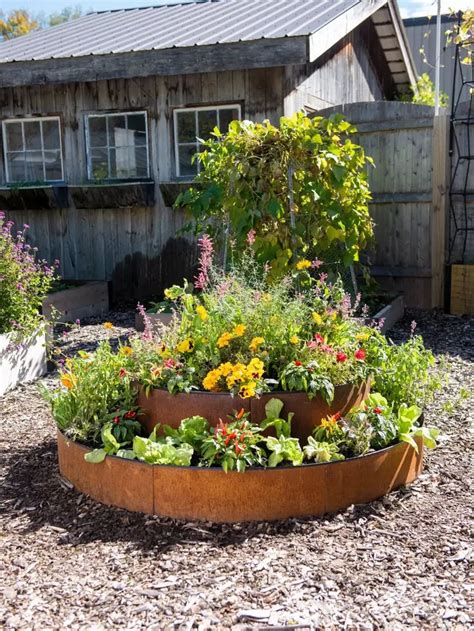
[173,104,241,178]
[84,110,150,181]
[2,116,64,184]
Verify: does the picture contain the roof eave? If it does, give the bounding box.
[0,36,308,88]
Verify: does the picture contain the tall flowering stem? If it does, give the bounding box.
[0,211,58,339]
[194,234,214,291]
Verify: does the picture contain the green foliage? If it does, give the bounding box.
[399,73,449,108]
[259,398,294,438]
[175,112,374,274]
[366,333,443,410]
[163,415,210,451]
[199,410,266,472]
[42,341,138,444]
[280,360,335,403]
[303,437,344,463]
[266,435,303,467]
[133,434,194,466]
[0,214,57,337]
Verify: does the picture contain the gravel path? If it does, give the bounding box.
[0,310,472,630]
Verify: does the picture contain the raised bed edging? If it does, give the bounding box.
[57,430,423,523]
[371,295,405,333]
[138,382,371,441]
[0,330,47,396]
[42,282,109,324]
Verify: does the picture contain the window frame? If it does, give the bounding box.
[84,110,150,182]
[173,104,242,179]
[2,115,64,184]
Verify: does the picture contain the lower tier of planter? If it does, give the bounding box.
[57,431,423,523]
[137,381,371,442]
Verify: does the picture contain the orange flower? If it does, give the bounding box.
[60,373,76,390]
[103,322,114,330]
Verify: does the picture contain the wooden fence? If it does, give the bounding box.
[320,101,449,308]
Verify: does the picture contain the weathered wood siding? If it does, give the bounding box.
[0,68,284,299]
[284,21,386,114]
[319,101,449,309]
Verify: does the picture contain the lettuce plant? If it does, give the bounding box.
[303,437,344,463]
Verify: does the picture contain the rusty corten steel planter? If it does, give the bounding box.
[57,430,423,523]
[137,381,371,441]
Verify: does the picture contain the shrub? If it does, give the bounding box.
[176,112,374,277]
[0,212,57,338]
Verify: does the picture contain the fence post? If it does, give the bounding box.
[431,112,449,309]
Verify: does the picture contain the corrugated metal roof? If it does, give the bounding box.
[0,0,360,63]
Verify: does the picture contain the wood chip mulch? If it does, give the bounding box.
[0,310,472,630]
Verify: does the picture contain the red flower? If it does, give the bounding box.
[336,351,347,363]
[235,443,243,455]
[355,348,366,360]
[373,407,383,414]
[333,411,342,421]
[119,368,127,379]
[124,410,137,419]
[314,333,324,344]
[113,416,120,424]
[294,360,303,366]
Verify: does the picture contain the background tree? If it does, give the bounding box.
[47,6,83,27]
[176,113,374,278]
[0,9,39,40]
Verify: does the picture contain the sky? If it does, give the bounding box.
[0,0,471,19]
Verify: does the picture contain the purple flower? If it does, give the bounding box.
[194,234,214,291]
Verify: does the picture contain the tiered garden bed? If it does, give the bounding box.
[57,430,423,522]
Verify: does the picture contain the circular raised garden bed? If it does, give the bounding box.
[57,430,423,523]
[137,381,370,441]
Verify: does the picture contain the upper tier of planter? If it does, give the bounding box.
[138,380,370,441]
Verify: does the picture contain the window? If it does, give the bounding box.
[2,117,64,184]
[85,111,149,180]
[173,105,241,178]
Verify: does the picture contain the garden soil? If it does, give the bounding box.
[0,310,472,630]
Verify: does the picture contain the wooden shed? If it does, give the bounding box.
[0,0,416,300]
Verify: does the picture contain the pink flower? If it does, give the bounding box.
[355,348,366,361]
[314,333,324,344]
[311,258,322,269]
[306,341,318,350]
[194,234,214,290]
[246,229,256,245]
[164,358,176,369]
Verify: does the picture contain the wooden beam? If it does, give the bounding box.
[431,113,450,308]
[309,0,388,62]
[0,37,308,88]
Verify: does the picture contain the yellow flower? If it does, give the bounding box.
[356,332,370,342]
[217,332,233,348]
[232,324,246,337]
[296,259,311,270]
[226,363,247,388]
[239,381,257,399]
[249,336,265,353]
[177,338,194,353]
[247,357,265,379]
[312,312,323,326]
[203,368,222,391]
[290,335,300,345]
[196,305,208,321]
[103,322,114,330]
[219,362,234,377]
[119,346,133,356]
[60,373,76,390]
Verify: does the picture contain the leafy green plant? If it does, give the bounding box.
[133,432,194,466]
[399,73,449,107]
[265,435,303,467]
[41,340,138,443]
[260,398,294,438]
[176,112,374,275]
[0,212,57,338]
[163,415,210,451]
[280,360,335,403]
[199,409,266,472]
[84,422,137,464]
[303,437,344,463]
[396,404,439,453]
